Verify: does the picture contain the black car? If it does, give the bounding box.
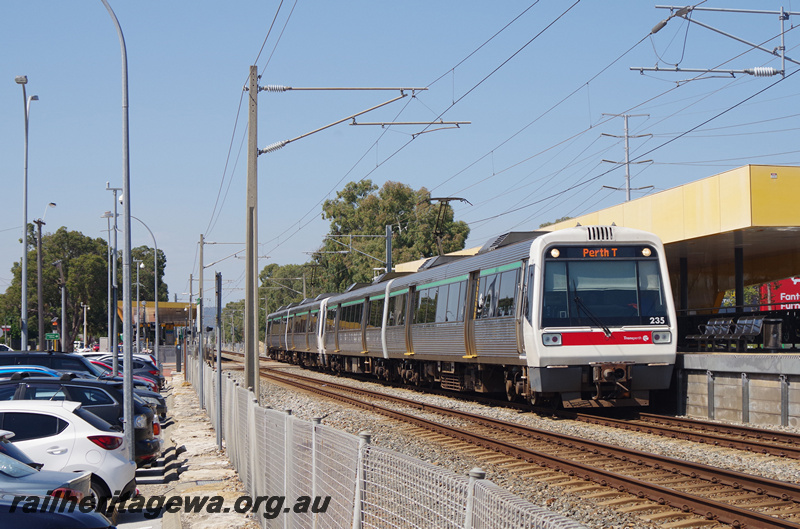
[0,377,160,468]
[0,492,115,529]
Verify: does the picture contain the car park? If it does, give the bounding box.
[0,400,136,500]
[0,377,161,468]
[0,430,91,500]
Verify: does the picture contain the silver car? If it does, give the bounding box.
[0,430,91,501]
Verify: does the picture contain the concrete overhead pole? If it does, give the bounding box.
[244,65,260,398]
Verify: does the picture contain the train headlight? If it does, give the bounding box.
[651,331,671,344]
[641,248,652,257]
[542,333,562,346]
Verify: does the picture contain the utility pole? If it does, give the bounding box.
[198,234,205,408]
[601,114,652,202]
[106,182,121,373]
[215,272,222,449]
[33,218,45,351]
[244,65,260,398]
[53,260,66,351]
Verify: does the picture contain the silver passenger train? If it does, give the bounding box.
[267,225,677,408]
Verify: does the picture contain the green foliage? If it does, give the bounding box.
[311,180,469,293]
[0,226,169,351]
[539,216,573,228]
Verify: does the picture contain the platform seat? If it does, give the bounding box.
[686,317,733,351]
[718,316,765,352]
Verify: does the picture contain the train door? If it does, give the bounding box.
[404,287,415,355]
[463,271,479,358]
[360,299,368,353]
[515,259,529,355]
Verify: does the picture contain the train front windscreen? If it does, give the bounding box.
[540,245,669,328]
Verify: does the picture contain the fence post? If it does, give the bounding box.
[284,410,293,529]
[351,431,371,529]
[248,396,258,497]
[463,467,486,529]
[312,417,321,529]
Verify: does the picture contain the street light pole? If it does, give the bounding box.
[130,215,160,368]
[15,75,38,351]
[82,303,90,348]
[134,259,143,355]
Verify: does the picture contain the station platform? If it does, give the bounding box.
[675,351,800,428]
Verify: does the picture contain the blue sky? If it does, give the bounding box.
[2,1,799,308]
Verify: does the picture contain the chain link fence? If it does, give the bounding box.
[186,352,586,529]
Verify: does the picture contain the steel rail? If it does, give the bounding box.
[256,366,800,528]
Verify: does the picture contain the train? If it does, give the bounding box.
[266,225,677,408]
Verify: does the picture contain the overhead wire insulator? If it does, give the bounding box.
[258,140,289,155]
[744,67,780,77]
[261,85,291,92]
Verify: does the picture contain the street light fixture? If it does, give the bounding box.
[16,75,38,351]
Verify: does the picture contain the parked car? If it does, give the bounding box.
[0,400,136,500]
[95,355,163,389]
[0,365,64,380]
[0,430,90,501]
[0,378,161,468]
[0,345,12,352]
[0,351,157,392]
[0,491,114,528]
[89,360,158,392]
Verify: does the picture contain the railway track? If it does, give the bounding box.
[221,349,800,461]
[219,352,800,528]
[254,365,800,528]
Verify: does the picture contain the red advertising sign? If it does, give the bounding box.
[760,277,800,310]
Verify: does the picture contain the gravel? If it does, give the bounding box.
[224,363,800,529]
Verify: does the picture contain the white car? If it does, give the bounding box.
[0,400,136,500]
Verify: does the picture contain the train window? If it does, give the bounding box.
[367,299,383,329]
[541,258,669,327]
[435,285,449,323]
[477,274,498,319]
[326,308,337,333]
[445,282,461,322]
[497,269,518,317]
[388,294,406,326]
[417,287,441,324]
[637,261,666,316]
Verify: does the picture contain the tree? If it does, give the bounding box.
[539,216,573,228]
[312,180,470,293]
[0,227,170,352]
[0,227,108,351]
[130,246,169,302]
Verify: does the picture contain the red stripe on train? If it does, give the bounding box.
[560,331,651,346]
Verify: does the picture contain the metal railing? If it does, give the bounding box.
[186,352,586,529]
